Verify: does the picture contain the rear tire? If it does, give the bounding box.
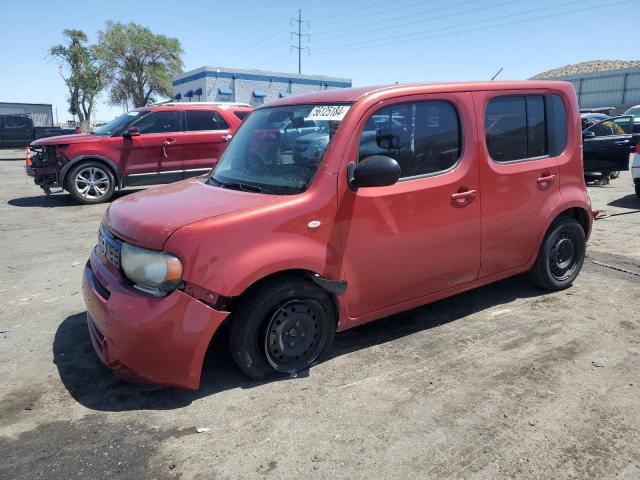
[66,161,115,204]
[527,217,586,291]
[229,275,336,380]
[635,184,640,199]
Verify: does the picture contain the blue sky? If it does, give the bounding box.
[2,0,638,122]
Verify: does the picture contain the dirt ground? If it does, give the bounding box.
[1,157,639,480]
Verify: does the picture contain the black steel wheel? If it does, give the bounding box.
[230,275,336,380]
[264,299,328,373]
[528,217,585,291]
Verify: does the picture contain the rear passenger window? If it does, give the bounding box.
[358,101,461,179]
[185,111,229,131]
[486,94,567,162]
[485,96,528,162]
[5,116,29,129]
[526,96,546,158]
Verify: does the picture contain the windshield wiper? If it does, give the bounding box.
[207,177,262,193]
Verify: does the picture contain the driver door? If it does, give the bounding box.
[122,110,183,184]
[338,93,481,318]
[583,115,634,172]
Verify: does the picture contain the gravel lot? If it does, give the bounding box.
[1,156,639,479]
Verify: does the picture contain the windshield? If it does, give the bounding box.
[94,110,146,136]
[209,104,351,194]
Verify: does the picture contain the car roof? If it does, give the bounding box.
[262,81,575,108]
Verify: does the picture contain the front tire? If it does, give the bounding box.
[229,275,336,380]
[527,217,586,291]
[66,161,115,204]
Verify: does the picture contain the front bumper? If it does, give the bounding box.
[82,249,229,389]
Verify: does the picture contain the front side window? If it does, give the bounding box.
[94,111,145,136]
[358,100,461,179]
[584,116,632,137]
[210,103,350,195]
[133,111,180,134]
[185,110,229,131]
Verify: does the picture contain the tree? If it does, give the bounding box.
[49,29,104,123]
[96,22,183,108]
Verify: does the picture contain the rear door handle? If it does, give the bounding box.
[163,138,177,145]
[614,140,630,145]
[451,189,478,206]
[537,174,556,184]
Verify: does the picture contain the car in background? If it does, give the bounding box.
[632,142,640,198]
[624,105,640,117]
[0,114,76,147]
[27,102,252,204]
[582,114,637,183]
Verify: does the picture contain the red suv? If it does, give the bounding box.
[83,81,593,389]
[27,102,252,203]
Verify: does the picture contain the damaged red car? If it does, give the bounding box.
[83,81,592,389]
[27,102,251,204]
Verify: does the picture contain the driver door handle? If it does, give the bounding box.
[222,134,233,142]
[614,140,630,145]
[451,189,478,206]
[163,138,177,145]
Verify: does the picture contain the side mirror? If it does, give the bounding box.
[123,127,140,138]
[347,155,401,191]
[582,130,596,139]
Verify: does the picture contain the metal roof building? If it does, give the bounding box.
[0,102,54,127]
[172,66,352,107]
[530,60,640,113]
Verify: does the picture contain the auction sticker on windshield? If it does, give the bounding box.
[306,105,350,121]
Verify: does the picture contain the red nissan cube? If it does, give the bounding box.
[83,81,592,389]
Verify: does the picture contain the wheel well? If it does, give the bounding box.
[556,207,590,236]
[228,269,340,326]
[63,158,119,188]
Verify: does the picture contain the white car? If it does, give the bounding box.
[632,142,640,198]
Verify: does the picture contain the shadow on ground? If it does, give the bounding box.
[54,275,547,412]
[8,189,143,208]
[607,193,640,210]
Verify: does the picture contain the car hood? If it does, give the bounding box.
[31,134,104,146]
[103,178,280,250]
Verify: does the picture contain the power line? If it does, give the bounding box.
[312,0,486,38]
[312,0,624,54]
[216,27,289,66]
[290,9,310,74]
[311,0,400,22]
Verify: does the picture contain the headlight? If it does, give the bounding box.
[120,243,183,296]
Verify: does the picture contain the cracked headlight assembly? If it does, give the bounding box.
[121,243,183,296]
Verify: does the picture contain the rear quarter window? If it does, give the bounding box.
[234,111,249,121]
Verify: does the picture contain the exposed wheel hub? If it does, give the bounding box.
[264,299,324,373]
[549,232,576,280]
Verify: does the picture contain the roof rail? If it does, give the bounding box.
[159,101,252,108]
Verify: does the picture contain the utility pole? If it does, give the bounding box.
[290,9,309,74]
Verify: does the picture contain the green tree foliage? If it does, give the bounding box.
[49,29,104,122]
[96,22,184,108]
